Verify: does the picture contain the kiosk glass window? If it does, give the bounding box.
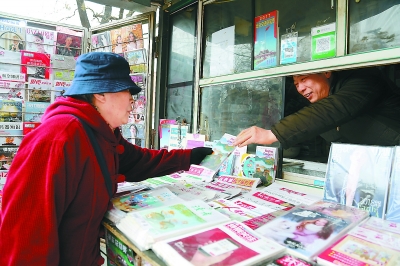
[348,0,400,54]
[199,77,284,151]
[166,6,198,124]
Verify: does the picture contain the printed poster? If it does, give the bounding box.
[209,26,235,77]
[311,22,336,60]
[254,10,279,70]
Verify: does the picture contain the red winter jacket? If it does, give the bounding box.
[0,97,191,265]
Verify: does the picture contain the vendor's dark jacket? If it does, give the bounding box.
[272,68,400,148]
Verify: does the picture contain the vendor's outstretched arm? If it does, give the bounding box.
[233,126,278,147]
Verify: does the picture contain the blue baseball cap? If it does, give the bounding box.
[63,52,141,96]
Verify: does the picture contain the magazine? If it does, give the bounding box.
[258,183,321,206]
[199,133,236,172]
[218,146,247,177]
[24,101,50,122]
[124,49,147,66]
[265,253,316,266]
[0,22,26,52]
[0,79,25,101]
[152,220,286,266]
[22,122,41,135]
[0,50,22,73]
[317,217,400,265]
[55,27,82,57]
[237,188,296,211]
[111,187,182,213]
[121,23,144,51]
[214,175,260,192]
[0,99,22,122]
[25,27,57,54]
[51,54,76,82]
[254,10,279,70]
[116,199,230,250]
[323,143,394,218]
[21,51,51,81]
[255,203,369,262]
[27,77,52,102]
[52,80,72,101]
[0,122,23,146]
[91,31,111,52]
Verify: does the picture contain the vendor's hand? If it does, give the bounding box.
[233,126,278,147]
[190,147,213,165]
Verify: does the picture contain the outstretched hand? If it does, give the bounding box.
[190,147,213,165]
[233,126,278,147]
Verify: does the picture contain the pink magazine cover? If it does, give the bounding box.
[317,221,400,265]
[20,51,50,81]
[152,221,285,266]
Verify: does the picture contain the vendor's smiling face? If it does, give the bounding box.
[293,72,331,103]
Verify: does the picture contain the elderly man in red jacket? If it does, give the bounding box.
[0,52,212,265]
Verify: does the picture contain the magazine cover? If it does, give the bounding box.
[121,23,144,51]
[129,63,146,74]
[311,22,336,60]
[168,124,189,151]
[255,206,358,262]
[237,188,296,211]
[0,99,22,122]
[51,54,76,82]
[110,27,125,55]
[111,187,182,212]
[105,229,136,266]
[0,22,26,52]
[22,121,41,135]
[21,51,51,81]
[24,101,50,122]
[0,122,23,146]
[116,199,230,251]
[317,219,400,265]
[386,146,400,223]
[55,27,82,57]
[231,198,278,216]
[199,133,236,171]
[52,80,72,102]
[25,27,57,54]
[152,221,286,266]
[304,200,371,224]
[91,31,111,52]
[265,253,315,266]
[0,50,22,73]
[254,146,278,185]
[258,183,321,206]
[27,77,52,102]
[254,10,279,70]
[124,48,147,66]
[323,143,394,218]
[130,73,146,88]
[0,80,25,101]
[0,146,17,170]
